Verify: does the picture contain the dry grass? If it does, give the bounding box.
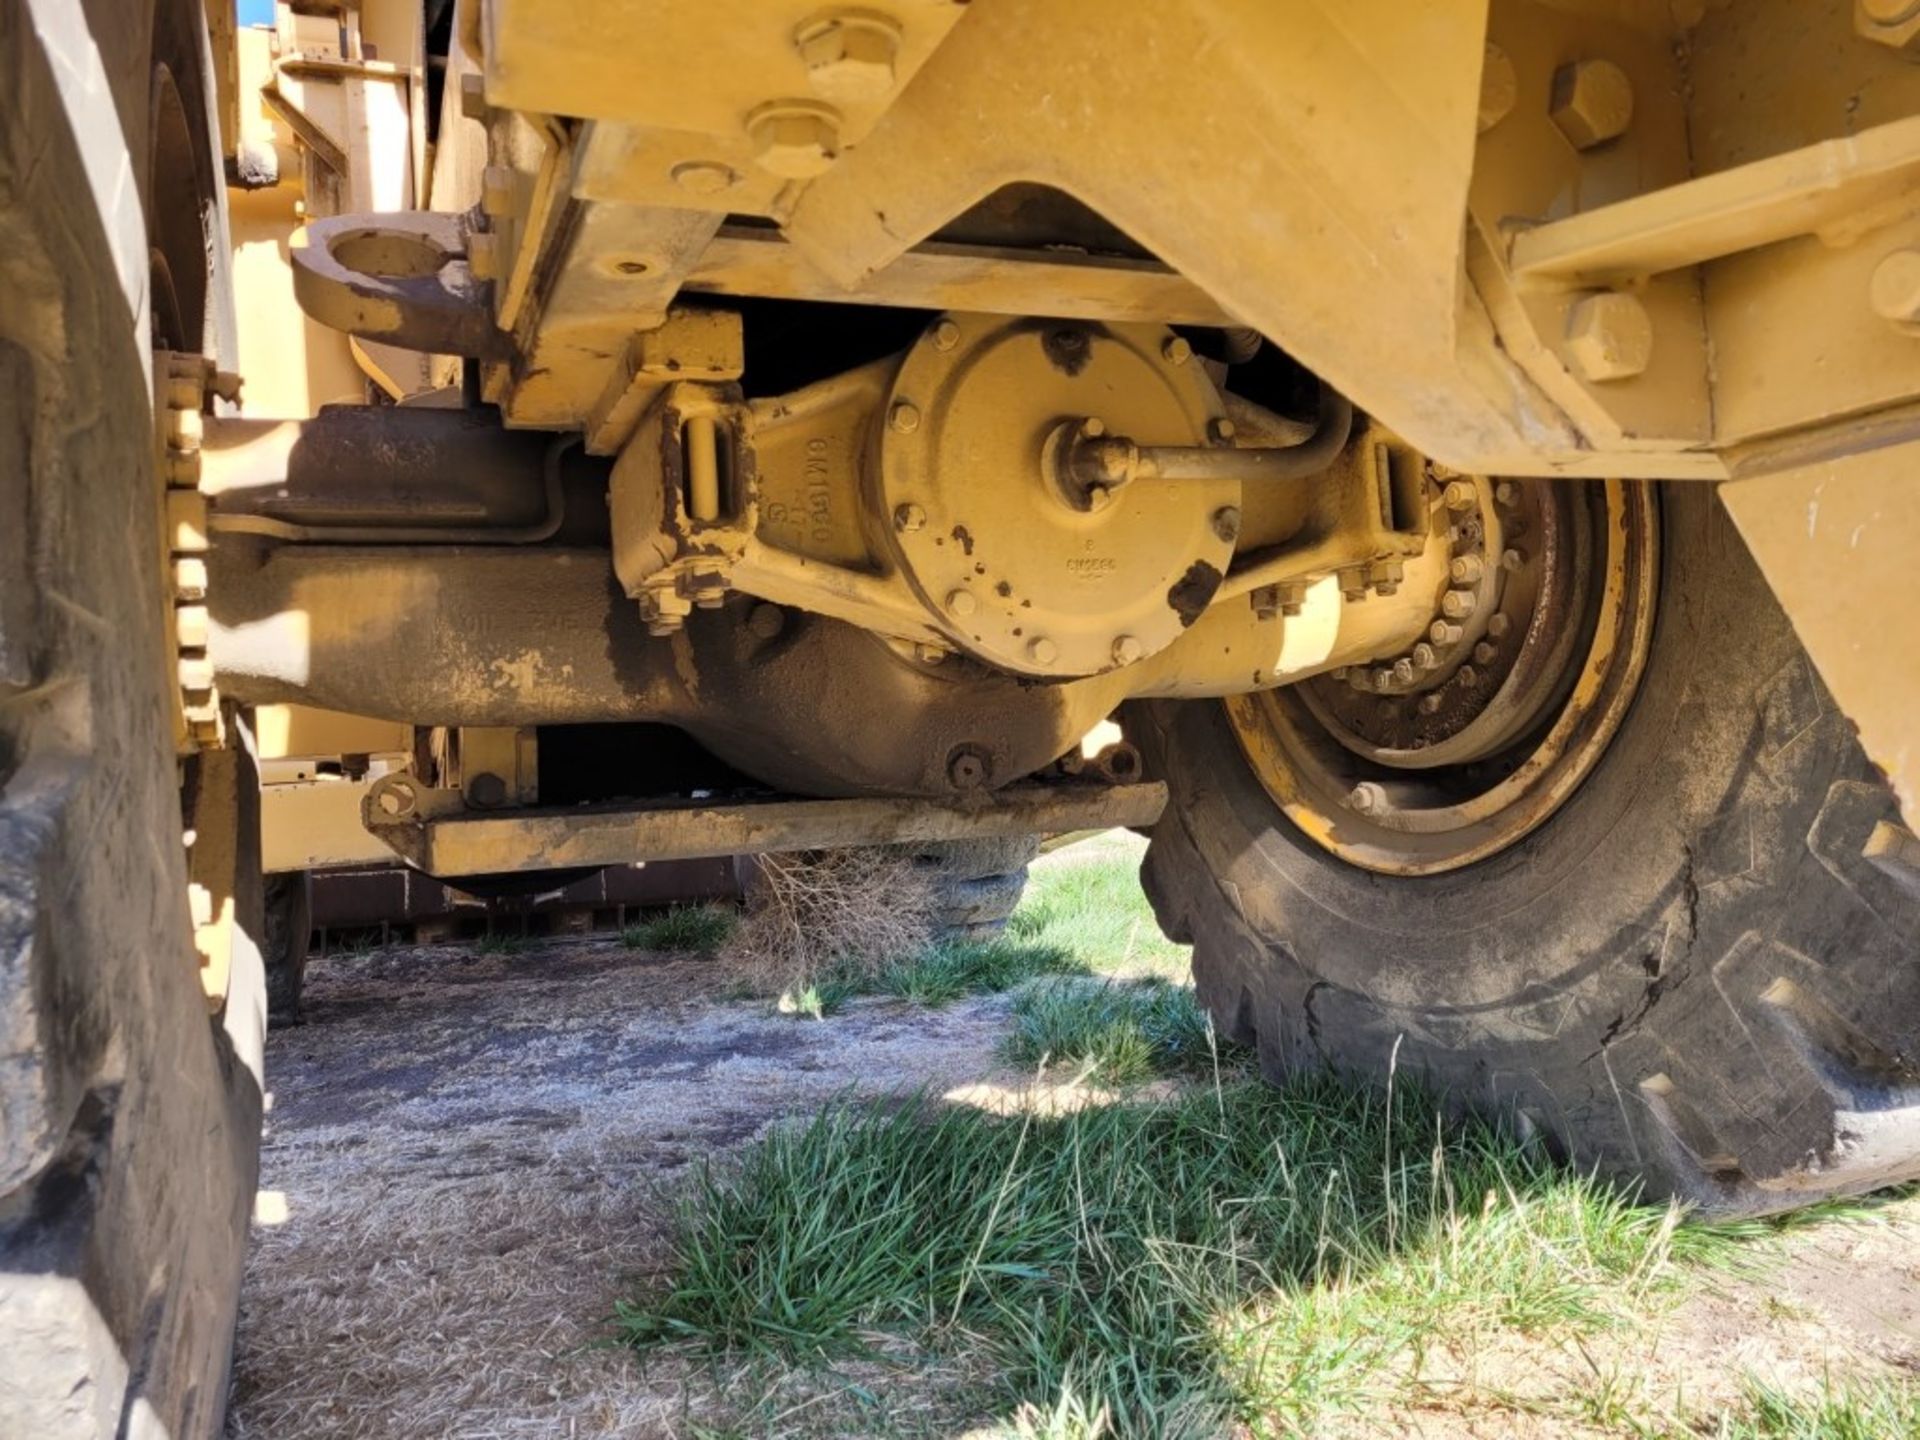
[228,838,1920,1438]
[721,848,935,998]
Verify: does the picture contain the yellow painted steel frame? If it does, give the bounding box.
[457,0,1919,826]
[465,0,1917,480]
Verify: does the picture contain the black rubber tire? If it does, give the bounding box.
[912,836,1041,940]
[0,5,264,1436]
[1135,484,1920,1218]
[263,871,313,1025]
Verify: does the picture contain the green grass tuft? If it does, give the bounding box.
[474,932,525,956]
[617,1073,1742,1435]
[1000,976,1232,1083]
[1690,1374,1920,1439]
[800,851,1186,1015]
[1004,851,1188,978]
[622,904,737,954]
[777,976,862,1020]
[875,935,1089,1008]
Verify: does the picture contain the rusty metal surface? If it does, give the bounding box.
[359,780,1167,877]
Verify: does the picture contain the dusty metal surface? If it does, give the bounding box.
[1721,451,1920,824]
[222,0,1918,832]
[358,777,1168,876]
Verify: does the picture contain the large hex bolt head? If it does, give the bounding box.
[746,101,842,180]
[1549,58,1634,150]
[1857,0,1920,48]
[1869,249,1920,327]
[1565,291,1653,382]
[796,14,901,104]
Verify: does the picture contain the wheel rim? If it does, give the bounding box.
[1225,478,1659,875]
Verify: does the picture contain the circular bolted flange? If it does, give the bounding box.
[880,316,1234,678]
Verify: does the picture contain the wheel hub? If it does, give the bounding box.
[1226,478,1658,875]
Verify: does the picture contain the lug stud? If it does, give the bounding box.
[1348,781,1389,815]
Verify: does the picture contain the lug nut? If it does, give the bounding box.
[1448,554,1485,585]
[1391,658,1415,684]
[1502,548,1525,571]
[1441,589,1478,619]
[1112,634,1145,666]
[889,400,921,433]
[1208,416,1237,444]
[746,603,786,639]
[894,502,927,533]
[946,588,977,616]
[1494,481,1520,508]
[1457,665,1480,686]
[1473,641,1498,665]
[1418,692,1444,715]
[1339,568,1370,601]
[931,318,961,351]
[1430,620,1464,645]
[1162,335,1193,365]
[1348,781,1389,815]
[1211,506,1242,542]
[1412,643,1439,670]
[1487,613,1512,639]
[1371,667,1395,691]
[1443,480,1477,511]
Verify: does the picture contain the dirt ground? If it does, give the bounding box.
[225,853,1920,1438]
